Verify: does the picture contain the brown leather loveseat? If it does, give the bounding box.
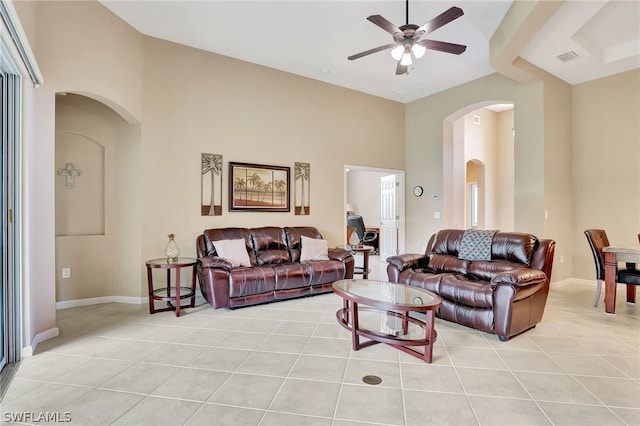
[386,229,555,341]
[196,226,354,309]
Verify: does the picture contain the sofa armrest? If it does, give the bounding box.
[328,247,353,262]
[386,254,428,271]
[199,256,234,271]
[491,268,547,287]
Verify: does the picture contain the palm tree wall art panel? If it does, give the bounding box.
[229,162,290,212]
[294,162,310,215]
[201,153,223,216]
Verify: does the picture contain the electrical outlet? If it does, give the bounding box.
[62,268,71,279]
[560,256,564,264]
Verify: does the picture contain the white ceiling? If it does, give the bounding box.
[100,0,639,104]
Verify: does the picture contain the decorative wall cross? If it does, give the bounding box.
[57,163,81,189]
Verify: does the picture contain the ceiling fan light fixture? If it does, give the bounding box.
[411,43,426,59]
[400,51,413,66]
[390,45,404,60]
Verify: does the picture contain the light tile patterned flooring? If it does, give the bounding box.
[2,256,639,425]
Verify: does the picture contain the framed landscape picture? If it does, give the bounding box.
[229,162,290,212]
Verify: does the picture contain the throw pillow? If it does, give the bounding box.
[300,236,330,261]
[212,238,252,267]
[458,229,498,261]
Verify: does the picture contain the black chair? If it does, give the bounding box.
[347,215,378,254]
[584,229,640,308]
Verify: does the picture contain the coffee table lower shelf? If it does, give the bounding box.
[336,306,437,363]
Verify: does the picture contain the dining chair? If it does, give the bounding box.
[584,229,640,308]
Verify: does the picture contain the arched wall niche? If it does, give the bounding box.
[442,100,514,231]
[55,132,105,236]
[55,92,142,302]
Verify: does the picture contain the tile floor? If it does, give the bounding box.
[2,256,639,425]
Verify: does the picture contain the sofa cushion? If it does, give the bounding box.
[439,274,493,309]
[428,254,470,274]
[204,227,256,264]
[468,260,527,282]
[251,227,291,265]
[397,269,449,294]
[212,239,252,267]
[228,266,276,298]
[305,260,345,285]
[458,229,497,261]
[300,236,330,261]
[273,263,313,290]
[491,232,538,265]
[284,226,324,262]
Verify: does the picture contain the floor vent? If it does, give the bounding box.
[557,51,578,62]
[362,375,382,385]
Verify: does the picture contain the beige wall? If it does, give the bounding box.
[496,109,515,231]
[572,69,640,279]
[138,36,404,295]
[406,73,545,253]
[19,0,404,331]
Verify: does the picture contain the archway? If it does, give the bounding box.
[54,93,142,307]
[443,102,514,231]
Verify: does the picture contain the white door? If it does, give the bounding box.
[380,174,398,259]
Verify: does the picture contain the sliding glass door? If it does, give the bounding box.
[0,69,5,372]
[0,53,22,373]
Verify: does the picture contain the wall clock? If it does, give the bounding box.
[413,186,423,197]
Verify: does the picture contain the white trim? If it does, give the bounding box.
[21,326,58,357]
[0,0,43,86]
[56,295,146,310]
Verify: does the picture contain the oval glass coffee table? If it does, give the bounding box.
[332,279,442,363]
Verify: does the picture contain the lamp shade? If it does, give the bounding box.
[411,44,426,59]
[346,203,355,215]
[390,45,404,60]
[400,51,412,66]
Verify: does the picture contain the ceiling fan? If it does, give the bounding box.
[348,1,467,75]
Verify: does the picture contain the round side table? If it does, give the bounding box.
[145,257,198,317]
[340,245,374,279]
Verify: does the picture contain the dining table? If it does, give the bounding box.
[602,245,640,314]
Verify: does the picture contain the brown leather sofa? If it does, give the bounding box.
[386,229,555,341]
[196,226,354,309]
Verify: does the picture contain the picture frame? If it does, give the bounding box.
[294,162,310,215]
[229,162,290,212]
[201,153,223,216]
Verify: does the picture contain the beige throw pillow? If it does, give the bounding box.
[300,236,330,261]
[213,238,252,267]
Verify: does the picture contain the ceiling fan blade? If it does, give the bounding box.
[416,39,467,55]
[395,62,408,75]
[348,43,397,61]
[367,15,403,38]
[415,6,464,38]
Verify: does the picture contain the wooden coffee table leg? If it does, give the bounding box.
[351,302,360,350]
[423,310,435,363]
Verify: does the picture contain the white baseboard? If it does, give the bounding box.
[56,295,146,310]
[22,327,59,357]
